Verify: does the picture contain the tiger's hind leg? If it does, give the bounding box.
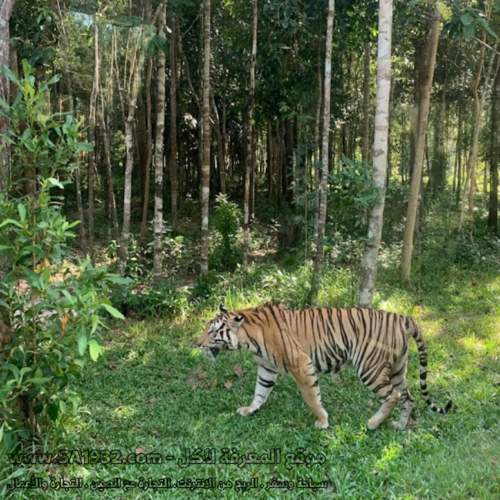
[237,364,278,416]
[361,362,401,431]
[290,358,329,429]
[390,353,415,431]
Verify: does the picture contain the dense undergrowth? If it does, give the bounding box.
[1,191,500,499]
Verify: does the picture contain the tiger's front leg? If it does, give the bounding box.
[237,365,278,416]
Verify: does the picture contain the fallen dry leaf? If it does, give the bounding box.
[114,405,125,413]
[211,380,218,389]
[191,385,198,390]
[146,398,158,404]
[135,447,145,455]
[234,363,243,378]
[253,473,259,478]
[108,363,119,371]
[491,458,499,465]
[225,380,234,389]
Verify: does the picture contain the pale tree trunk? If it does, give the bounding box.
[362,42,371,165]
[358,0,392,308]
[66,73,87,253]
[120,25,149,275]
[153,4,167,281]
[200,0,211,274]
[489,66,500,231]
[308,0,335,305]
[458,0,495,235]
[313,23,322,241]
[170,15,178,229]
[243,0,258,274]
[99,108,119,242]
[0,0,15,188]
[400,4,441,282]
[139,57,153,242]
[211,97,226,194]
[87,22,99,263]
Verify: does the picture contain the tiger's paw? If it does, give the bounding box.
[367,417,382,430]
[237,406,252,416]
[314,419,329,430]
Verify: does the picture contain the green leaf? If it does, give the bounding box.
[88,339,103,362]
[47,74,62,85]
[77,142,94,153]
[78,331,88,356]
[105,276,133,285]
[0,218,23,229]
[17,203,26,222]
[463,22,475,40]
[460,13,473,26]
[47,178,64,189]
[102,303,125,319]
[4,363,20,382]
[476,16,498,40]
[1,65,20,86]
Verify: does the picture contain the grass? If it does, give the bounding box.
[2,260,500,499]
[2,196,500,499]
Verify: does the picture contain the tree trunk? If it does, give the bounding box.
[489,66,500,231]
[170,15,178,229]
[243,0,258,274]
[87,22,99,263]
[358,0,392,308]
[362,42,371,165]
[0,0,14,188]
[211,97,226,194]
[99,109,120,242]
[153,4,167,281]
[121,22,152,275]
[200,0,211,274]
[400,4,441,282]
[139,57,153,242]
[309,0,335,305]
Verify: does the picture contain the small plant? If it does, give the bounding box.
[0,62,125,450]
[211,194,242,270]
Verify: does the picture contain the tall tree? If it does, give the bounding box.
[87,20,99,263]
[170,14,178,229]
[153,3,167,281]
[200,0,211,274]
[358,0,392,308]
[309,0,335,305]
[243,0,258,275]
[400,4,441,282]
[0,0,15,187]
[361,42,371,165]
[489,66,500,231]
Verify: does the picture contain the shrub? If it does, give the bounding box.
[0,62,125,450]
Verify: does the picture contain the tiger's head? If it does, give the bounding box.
[195,305,245,360]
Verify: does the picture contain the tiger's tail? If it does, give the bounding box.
[410,321,453,414]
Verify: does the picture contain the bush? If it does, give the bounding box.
[211,194,242,270]
[0,62,125,450]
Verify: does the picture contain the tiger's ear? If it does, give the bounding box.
[219,304,229,315]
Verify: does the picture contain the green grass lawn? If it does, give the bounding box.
[2,267,500,499]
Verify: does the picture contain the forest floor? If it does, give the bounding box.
[3,253,500,499]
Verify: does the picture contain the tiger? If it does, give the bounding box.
[195,303,452,430]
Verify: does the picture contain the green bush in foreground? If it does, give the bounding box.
[0,62,126,451]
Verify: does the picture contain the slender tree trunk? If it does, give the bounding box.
[243,0,258,274]
[0,0,14,188]
[153,4,167,281]
[99,108,120,242]
[140,57,153,242]
[170,15,178,228]
[65,73,87,253]
[87,23,99,263]
[309,0,335,305]
[211,97,225,194]
[362,42,371,165]
[489,66,500,231]
[313,26,323,240]
[358,0,392,308]
[401,4,441,282]
[200,0,211,274]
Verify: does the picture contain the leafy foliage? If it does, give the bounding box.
[0,63,124,450]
